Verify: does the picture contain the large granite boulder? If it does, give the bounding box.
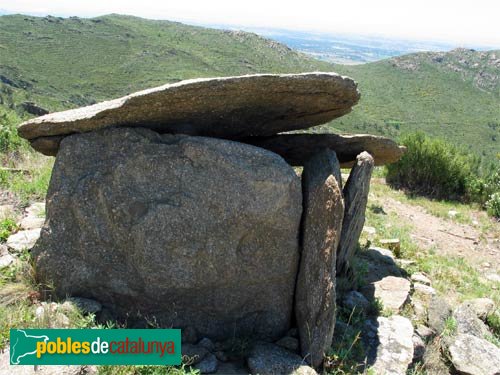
[337,151,374,274]
[18,73,360,153]
[295,149,344,368]
[244,134,405,167]
[32,127,303,340]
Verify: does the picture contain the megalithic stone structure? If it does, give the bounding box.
[295,149,344,368]
[337,151,375,274]
[17,72,405,370]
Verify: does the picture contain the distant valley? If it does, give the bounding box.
[205,26,462,64]
[0,14,498,158]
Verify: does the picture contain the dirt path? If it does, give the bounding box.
[374,191,500,275]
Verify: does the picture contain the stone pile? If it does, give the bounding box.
[17,72,405,372]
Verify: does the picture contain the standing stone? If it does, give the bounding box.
[295,149,344,368]
[336,152,374,274]
[32,127,302,341]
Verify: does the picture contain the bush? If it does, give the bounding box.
[0,110,27,153]
[386,132,500,218]
[486,193,500,218]
[386,132,473,199]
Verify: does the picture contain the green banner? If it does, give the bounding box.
[10,329,181,365]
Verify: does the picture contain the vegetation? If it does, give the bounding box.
[0,107,26,153]
[364,180,500,309]
[0,14,498,161]
[0,218,17,241]
[386,132,500,217]
[331,49,499,159]
[0,250,198,375]
[0,13,332,114]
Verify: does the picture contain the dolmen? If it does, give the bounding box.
[18,72,405,369]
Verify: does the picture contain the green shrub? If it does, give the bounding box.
[386,132,473,199]
[466,164,500,206]
[486,192,500,218]
[0,110,27,153]
[0,219,18,242]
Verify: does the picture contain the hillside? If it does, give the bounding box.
[0,14,331,112]
[0,14,499,158]
[329,49,500,158]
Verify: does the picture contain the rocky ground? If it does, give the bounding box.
[1,176,499,374]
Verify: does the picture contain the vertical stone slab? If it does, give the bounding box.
[295,149,344,368]
[336,151,374,274]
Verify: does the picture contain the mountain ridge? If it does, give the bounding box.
[0,13,498,158]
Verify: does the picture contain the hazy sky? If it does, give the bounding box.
[2,0,500,47]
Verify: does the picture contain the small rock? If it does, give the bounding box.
[25,202,45,217]
[371,276,411,312]
[453,304,490,339]
[62,297,102,314]
[412,334,425,362]
[0,204,15,220]
[275,336,300,353]
[415,325,435,340]
[379,239,401,257]
[195,353,218,374]
[461,298,495,320]
[411,299,427,321]
[410,272,431,286]
[198,337,216,352]
[427,295,452,333]
[182,344,209,365]
[0,244,15,268]
[20,216,45,230]
[413,283,436,296]
[0,347,94,374]
[182,326,198,344]
[343,290,370,312]
[363,226,377,236]
[396,259,416,267]
[365,246,395,264]
[247,343,308,375]
[35,302,71,328]
[448,333,500,375]
[290,365,319,375]
[485,273,500,283]
[6,228,41,252]
[364,315,414,375]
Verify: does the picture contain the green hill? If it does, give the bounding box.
[329,49,500,158]
[0,14,331,112]
[0,14,499,158]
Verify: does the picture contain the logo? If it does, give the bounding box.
[10,329,181,365]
